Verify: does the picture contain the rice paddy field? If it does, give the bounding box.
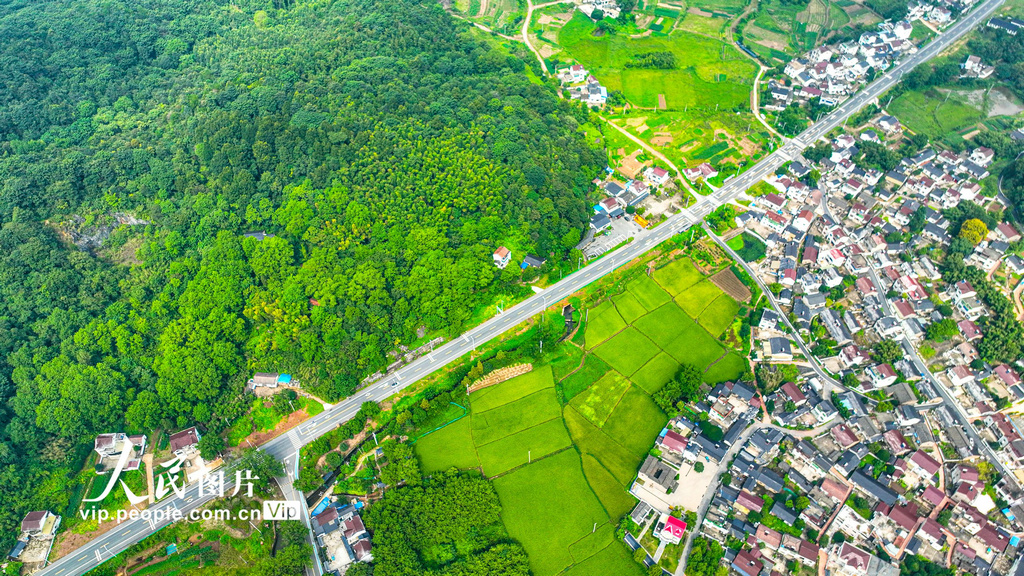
[557,12,756,110]
[413,256,750,576]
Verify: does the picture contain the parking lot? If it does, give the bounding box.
[584,217,648,258]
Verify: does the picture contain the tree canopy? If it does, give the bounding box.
[0,0,604,551]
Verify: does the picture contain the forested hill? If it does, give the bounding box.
[0,0,604,548]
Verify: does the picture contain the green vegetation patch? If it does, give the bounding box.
[601,386,668,457]
[564,406,644,486]
[660,316,726,370]
[569,523,619,563]
[631,351,682,394]
[653,258,703,295]
[471,389,562,445]
[584,300,626,349]
[698,293,741,336]
[633,302,694,349]
[676,279,726,317]
[493,449,611,576]
[728,231,767,261]
[889,89,983,138]
[569,370,631,427]
[593,327,662,376]
[580,453,638,522]
[477,419,572,477]
[704,351,748,384]
[613,290,648,324]
[561,540,645,576]
[626,274,672,311]
[547,342,585,382]
[415,417,480,472]
[558,354,612,404]
[471,365,555,413]
[556,13,754,110]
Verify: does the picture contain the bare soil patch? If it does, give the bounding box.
[710,268,752,302]
[658,94,667,109]
[688,7,714,16]
[239,409,313,448]
[651,132,674,146]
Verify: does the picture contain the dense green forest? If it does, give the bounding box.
[363,470,530,576]
[0,0,604,553]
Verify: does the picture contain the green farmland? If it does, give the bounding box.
[889,89,984,138]
[413,256,751,576]
[557,12,756,110]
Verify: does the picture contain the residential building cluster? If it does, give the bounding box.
[311,498,374,574]
[767,20,917,112]
[589,165,672,232]
[557,64,608,108]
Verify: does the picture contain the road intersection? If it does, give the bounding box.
[37,0,1007,572]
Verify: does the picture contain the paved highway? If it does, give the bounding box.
[37,0,1006,572]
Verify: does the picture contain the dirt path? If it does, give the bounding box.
[597,115,700,199]
[1012,279,1024,321]
[521,0,575,74]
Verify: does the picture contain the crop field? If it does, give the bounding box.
[471,368,556,412]
[607,102,768,173]
[570,370,632,427]
[601,387,666,456]
[889,89,984,138]
[477,419,573,476]
[562,542,643,576]
[678,12,729,37]
[742,0,877,61]
[461,0,526,36]
[613,290,649,323]
[653,258,704,295]
[631,351,682,394]
[676,279,726,317]
[704,352,749,384]
[493,450,626,576]
[688,0,748,16]
[699,294,742,336]
[585,300,626,348]
[414,253,748,576]
[557,12,755,110]
[632,302,694,349]
[471,389,562,445]
[594,327,662,376]
[415,417,479,472]
[560,354,612,402]
[626,274,672,310]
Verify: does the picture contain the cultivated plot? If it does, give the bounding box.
[631,351,682,394]
[414,417,480,473]
[594,327,662,376]
[570,370,632,427]
[698,293,742,336]
[613,290,649,324]
[653,258,704,296]
[585,300,626,349]
[471,389,562,446]
[471,366,555,413]
[601,386,667,457]
[676,279,726,317]
[703,351,748,384]
[477,419,572,476]
[626,274,672,311]
[493,449,612,576]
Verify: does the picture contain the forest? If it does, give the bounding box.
[0,0,605,554]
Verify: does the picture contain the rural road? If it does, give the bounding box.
[37,0,1007,572]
